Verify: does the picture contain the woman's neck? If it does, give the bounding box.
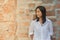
[39,17,43,24]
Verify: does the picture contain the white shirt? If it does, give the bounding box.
[29,18,53,40]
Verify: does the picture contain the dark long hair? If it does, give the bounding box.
[35,6,46,24]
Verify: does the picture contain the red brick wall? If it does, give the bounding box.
[0,0,17,40]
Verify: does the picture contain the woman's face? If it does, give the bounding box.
[36,8,42,18]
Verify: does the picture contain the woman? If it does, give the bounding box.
[29,6,53,40]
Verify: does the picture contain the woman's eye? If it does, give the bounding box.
[37,11,40,13]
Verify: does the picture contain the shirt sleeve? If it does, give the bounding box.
[29,21,34,36]
[49,21,53,36]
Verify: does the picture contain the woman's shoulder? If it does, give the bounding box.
[46,18,52,23]
[31,19,37,24]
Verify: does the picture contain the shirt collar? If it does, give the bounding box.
[37,17,49,26]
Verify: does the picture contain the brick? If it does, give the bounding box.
[0,22,16,40]
[17,15,31,22]
[0,34,5,40]
[0,13,15,22]
[3,0,16,14]
[18,27,28,33]
[57,0,60,2]
[34,0,41,1]
[16,27,28,38]
[42,0,54,3]
[58,37,60,40]
[0,0,16,22]
[0,0,16,40]
[25,9,30,14]
[19,9,25,15]
[44,5,55,11]
[46,11,55,16]
[28,3,35,9]
[34,0,54,3]
[57,10,60,14]
[21,15,31,20]
[21,22,30,27]
[53,27,56,33]
[56,3,60,9]
[8,22,16,35]
[58,31,60,35]
[48,18,56,22]
[29,3,35,7]
[56,21,60,26]
[0,14,4,21]
[3,13,15,22]
[19,33,28,38]
[57,16,60,20]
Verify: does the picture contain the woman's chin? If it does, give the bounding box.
[37,16,40,17]
[37,16,40,18]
